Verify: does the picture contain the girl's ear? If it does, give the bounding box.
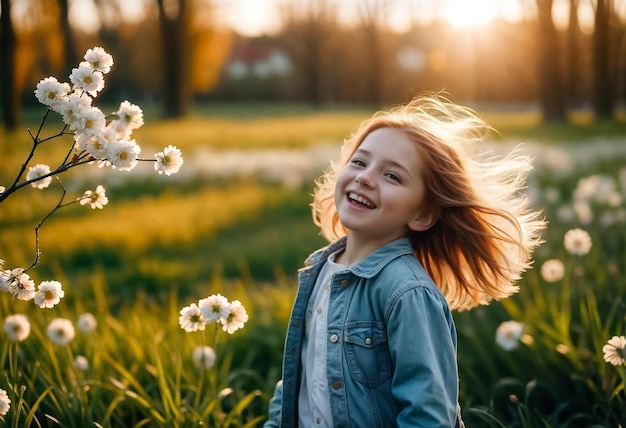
[408,211,436,232]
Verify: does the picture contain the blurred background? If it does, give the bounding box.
[1,1,626,426]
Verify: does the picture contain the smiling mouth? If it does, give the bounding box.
[348,192,375,208]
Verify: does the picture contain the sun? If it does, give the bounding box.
[444,0,499,28]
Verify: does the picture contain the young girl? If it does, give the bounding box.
[264,94,545,427]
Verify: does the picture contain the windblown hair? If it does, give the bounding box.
[311,93,546,311]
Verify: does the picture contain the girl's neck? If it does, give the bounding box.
[336,233,404,266]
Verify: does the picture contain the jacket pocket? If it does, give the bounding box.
[344,321,392,388]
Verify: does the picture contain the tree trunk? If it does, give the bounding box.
[156,0,189,118]
[536,0,566,122]
[58,0,78,76]
[1,0,19,131]
[566,0,582,107]
[592,0,614,119]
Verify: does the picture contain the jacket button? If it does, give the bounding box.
[330,334,338,343]
[341,279,348,286]
[365,337,372,346]
[332,381,341,390]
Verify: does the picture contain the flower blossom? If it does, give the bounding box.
[4,314,31,342]
[107,139,140,171]
[540,259,565,282]
[74,355,90,371]
[34,76,71,111]
[602,335,626,366]
[77,313,97,333]
[199,294,231,323]
[179,303,206,332]
[34,280,65,308]
[496,320,524,351]
[110,100,144,138]
[79,185,109,209]
[60,92,92,131]
[84,46,113,74]
[192,345,216,369]
[26,164,53,189]
[154,145,184,176]
[79,106,106,137]
[0,388,10,417]
[70,63,104,97]
[564,228,592,256]
[221,300,249,334]
[4,269,35,301]
[47,318,76,346]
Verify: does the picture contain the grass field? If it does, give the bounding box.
[1,103,626,426]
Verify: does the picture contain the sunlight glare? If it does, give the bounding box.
[444,0,498,28]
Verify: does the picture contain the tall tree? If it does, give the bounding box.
[1,0,18,131]
[566,0,582,107]
[592,0,614,119]
[58,0,77,76]
[156,0,190,118]
[536,0,566,121]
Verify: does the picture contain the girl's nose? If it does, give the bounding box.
[355,171,374,187]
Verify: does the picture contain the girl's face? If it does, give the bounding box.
[334,127,434,245]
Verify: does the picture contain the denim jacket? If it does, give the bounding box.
[264,237,461,428]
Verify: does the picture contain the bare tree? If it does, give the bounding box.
[592,0,615,119]
[536,0,566,121]
[1,0,18,131]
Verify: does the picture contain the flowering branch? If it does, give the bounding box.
[0,46,184,308]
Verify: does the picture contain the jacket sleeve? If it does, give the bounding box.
[386,285,458,427]
[263,379,283,428]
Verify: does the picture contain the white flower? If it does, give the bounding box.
[5,269,35,301]
[602,335,626,366]
[0,388,10,417]
[4,314,31,342]
[199,294,231,323]
[154,145,184,176]
[77,313,97,333]
[179,303,206,332]
[80,106,106,137]
[34,280,65,308]
[84,46,113,74]
[107,139,140,171]
[26,164,53,189]
[192,345,216,369]
[540,259,565,282]
[110,100,144,137]
[74,355,90,371]
[47,318,76,346]
[34,76,71,111]
[564,228,592,256]
[79,185,109,209]
[221,300,249,334]
[496,320,524,351]
[60,92,92,131]
[70,63,104,97]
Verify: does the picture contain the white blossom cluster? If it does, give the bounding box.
[179,293,249,335]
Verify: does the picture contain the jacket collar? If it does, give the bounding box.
[304,236,415,279]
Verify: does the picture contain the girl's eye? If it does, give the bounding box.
[385,172,401,182]
[351,159,366,167]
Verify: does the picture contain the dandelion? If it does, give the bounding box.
[107,139,140,171]
[34,76,71,111]
[34,280,65,308]
[47,318,76,346]
[192,345,216,369]
[564,228,592,256]
[4,314,31,342]
[74,355,90,371]
[79,185,109,209]
[26,164,53,189]
[154,145,184,176]
[540,259,565,282]
[602,335,626,366]
[0,388,10,417]
[70,63,104,97]
[5,269,35,301]
[84,46,113,74]
[179,303,206,332]
[199,294,231,323]
[77,313,97,333]
[221,300,249,334]
[496,320,524,351]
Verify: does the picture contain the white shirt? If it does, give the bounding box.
[298,251,346,427]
